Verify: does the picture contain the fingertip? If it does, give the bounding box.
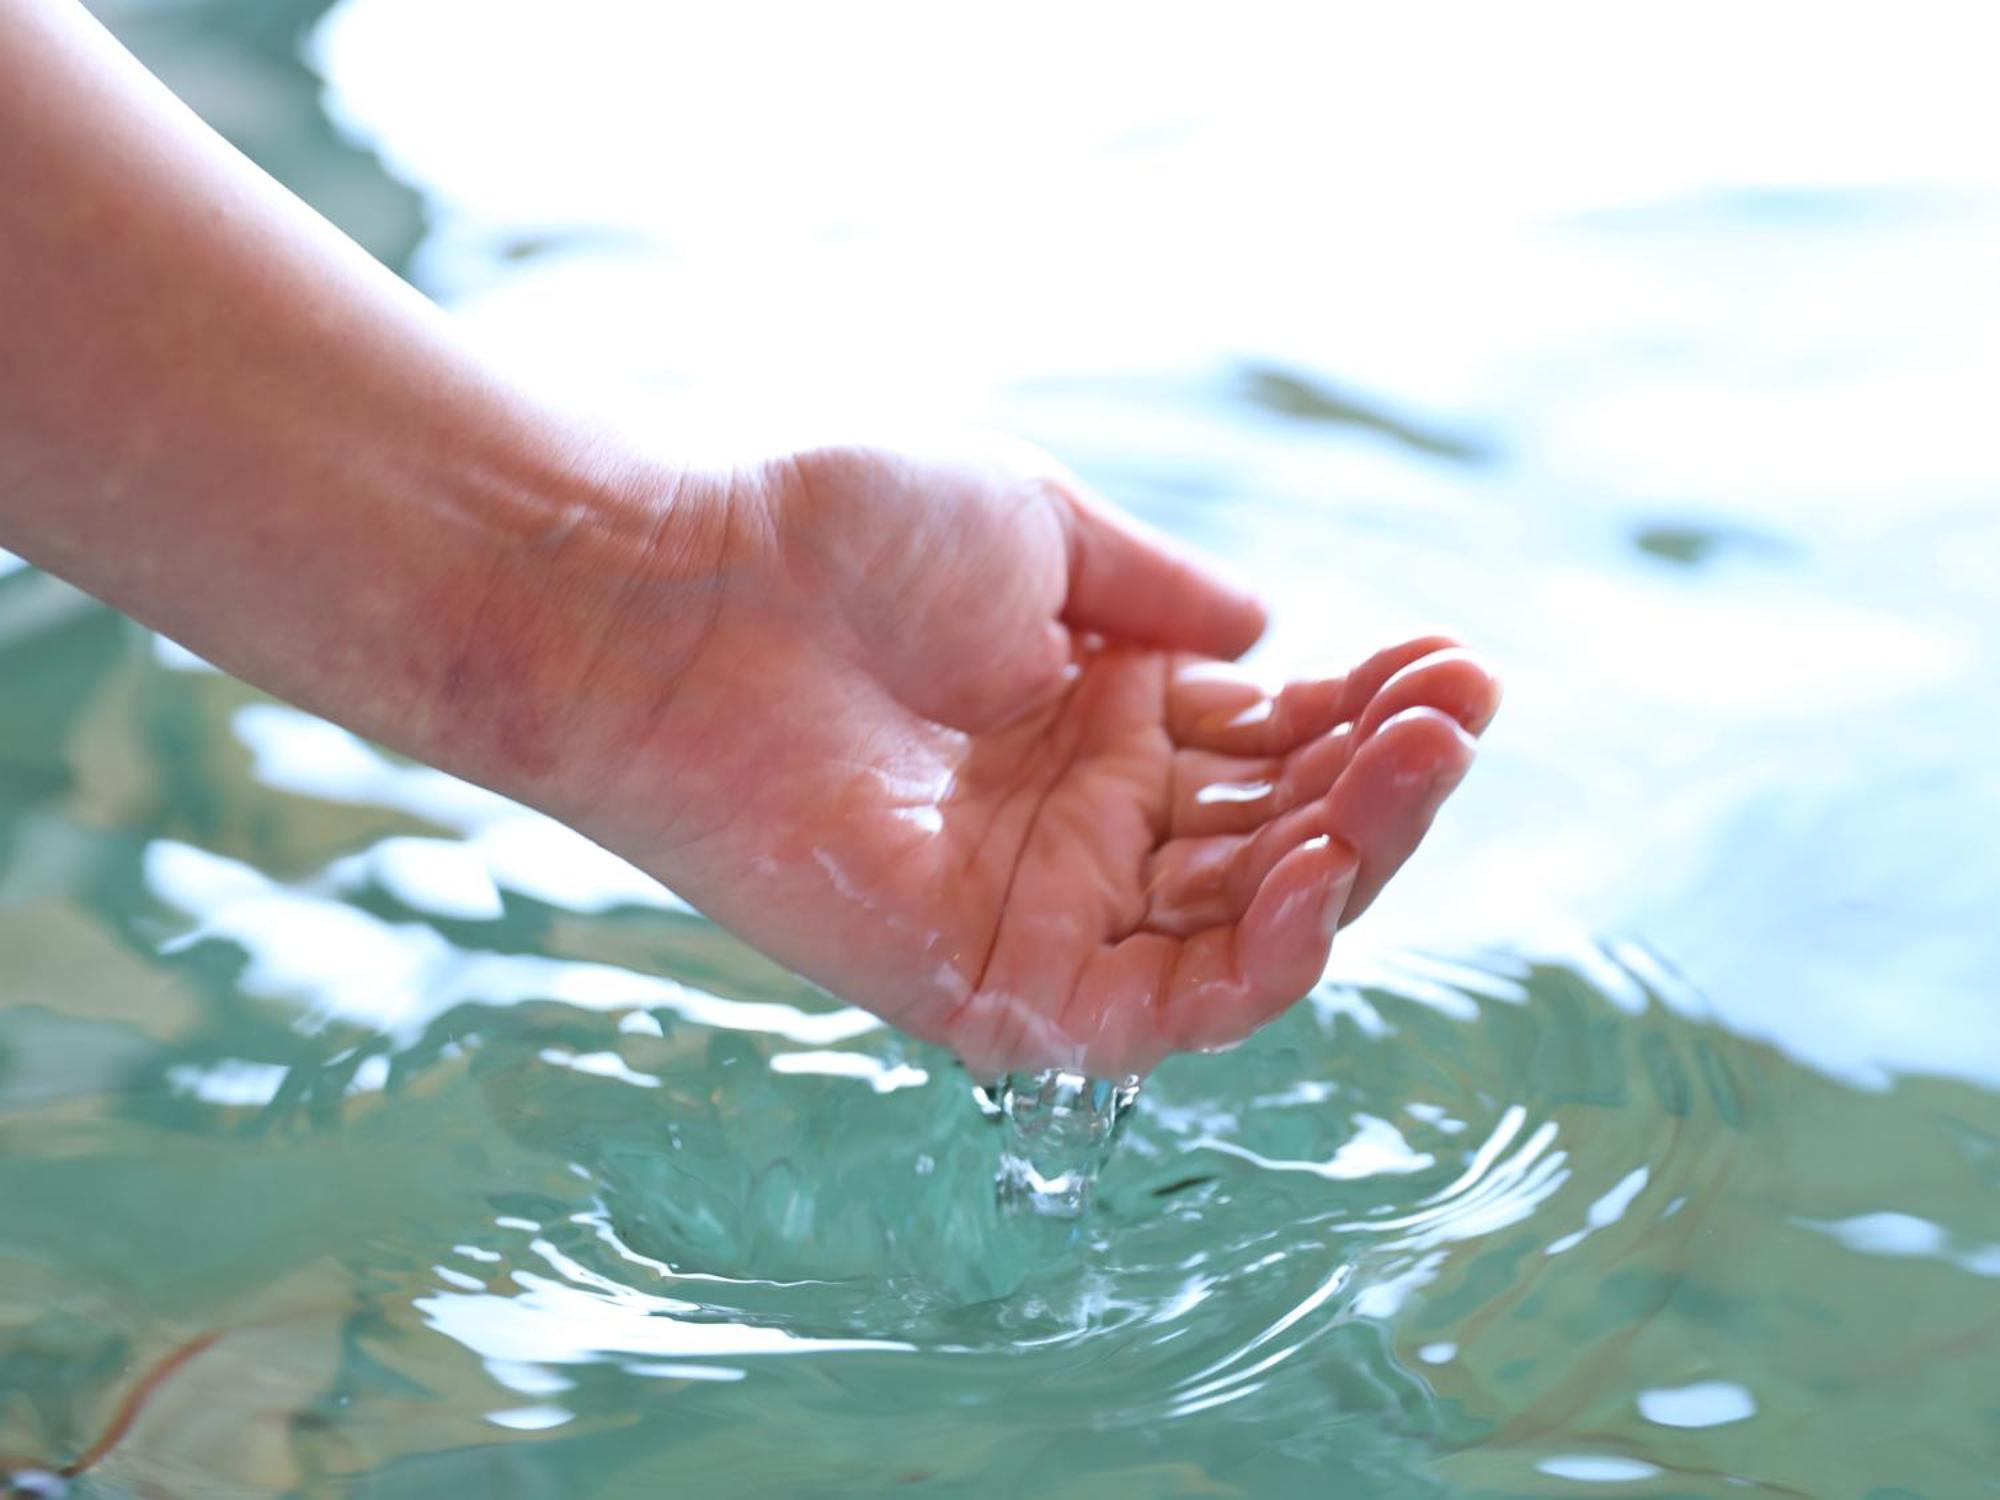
[1156,552,1268,659]
[1239,834,1352,1000]
[1354,650,1503,743]
[1208,586,1271,661]
[1370,703,1480,766]
[1321,706,1478,924]
[1468,671,1503,737]
[1057,483,1270,657]
[1271,834,1360,944]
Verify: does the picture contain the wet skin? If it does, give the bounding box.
[501,444,1501,1079]
[0,4,1496,1082]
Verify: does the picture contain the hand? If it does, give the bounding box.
[0,0,1494,1078]
[530,442,1499,1078]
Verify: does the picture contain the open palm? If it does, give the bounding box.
[571,444,1498,1078]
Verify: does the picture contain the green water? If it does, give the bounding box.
[5,2,2000,1495]
[3,579,1995,1497]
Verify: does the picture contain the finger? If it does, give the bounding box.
[1070,836,1358,1073]
[1351,648,1502,742]
[1171,647,1495,836]
[1168,747,1282,836]
[1055,484,1267,659]
[1167,634,1461,755]
[1320,705,1477,922]
[1143,796,1343,936]
[1069,930,1178,1077]
[1169,726,1358,837]
[1158,835,1360,1053]
[1151,705,1476,948]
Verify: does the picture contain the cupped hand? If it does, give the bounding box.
[552,442,1498,1078]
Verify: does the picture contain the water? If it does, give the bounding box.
[3,1,1998,1494]
[992,1072,1141,1219]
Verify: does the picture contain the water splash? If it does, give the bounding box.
[993,1070,1141,1218]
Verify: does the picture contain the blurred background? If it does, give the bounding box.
[2,2,1996,1495]
[86,0,1999,1088]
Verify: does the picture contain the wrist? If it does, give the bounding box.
[411,445,741,825]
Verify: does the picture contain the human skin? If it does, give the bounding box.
[0,0,1498,1077]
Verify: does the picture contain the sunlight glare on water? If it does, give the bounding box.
[0,1,1996,1495]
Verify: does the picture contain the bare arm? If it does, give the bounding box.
[0,0,686,799]
[0,0,1494,1076]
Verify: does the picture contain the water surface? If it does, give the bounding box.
[3,3,1997,1495]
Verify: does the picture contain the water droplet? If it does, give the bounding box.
[994,1070,1140,1219]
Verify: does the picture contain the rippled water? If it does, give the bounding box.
[4,2,1998,1495]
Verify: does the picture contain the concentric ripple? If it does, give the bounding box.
[82,915,1963,1498]
[1,680,1995,1498]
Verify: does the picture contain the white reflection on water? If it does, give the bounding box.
[272,0,2000,1110]
[418,1245,912,1376]
[538,1046,660,1090]
[333,835,503,922]
[1544,1166,1650,1257]
[143,838,879,1044]
[484,1404,573,1431]
[767,1050,930,1093]
[1334,1106,1570,1256]
[1163,1259,1353,1419]
[234,703,688,915]
[1537,1454,1663,1483]
[1799,1212,2000,1280]
[1192,1112,1434,1182]
[164,1058,291,1107]
[311,1,2000,439]
[1636,1380,1757,1429]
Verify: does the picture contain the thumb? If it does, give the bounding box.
[1053,481,1268,660]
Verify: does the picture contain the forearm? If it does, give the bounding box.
[0,0,681,798]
